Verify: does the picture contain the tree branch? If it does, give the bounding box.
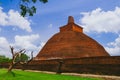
[10,46,14,56]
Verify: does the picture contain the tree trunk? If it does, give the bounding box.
[8,64,13,72]
[7,63,15,77]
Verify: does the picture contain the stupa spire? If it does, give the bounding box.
[60,16,83,33]
[68,16,74,23]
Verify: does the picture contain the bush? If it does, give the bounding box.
[0,55,12,63]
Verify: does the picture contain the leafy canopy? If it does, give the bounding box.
[20,0,48,17]
[15,53,30,63]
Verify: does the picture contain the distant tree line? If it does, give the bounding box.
[0,55,11,63]
[0,52,30,64]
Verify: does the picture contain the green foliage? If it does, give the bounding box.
[20,0,48,17]
[20,4,27,17]
[0,55,11,63]
[22,0,30,2]
[39,0,48,3]
[0,69,102,80]
[0,0,48,17]
[15,53,29,62]
[32,0,37,3]
[20,53,30,62]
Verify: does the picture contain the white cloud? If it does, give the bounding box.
[12,27,17,31]
[13,34,40,50]
[80,7,120,33]
[0,34,45,57]
[105,36,120,56]
[48,24,53,28]
[80,7,120,56]
[0,7,8,26]
[11,34,44,56]
[0,37,10,57]
[0,7,32,32]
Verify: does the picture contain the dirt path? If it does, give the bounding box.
[25,70,120,80]
[62,73,120,80]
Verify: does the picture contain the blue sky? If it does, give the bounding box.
[0,0,120,57]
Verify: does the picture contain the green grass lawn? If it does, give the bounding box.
[0,68,102,80]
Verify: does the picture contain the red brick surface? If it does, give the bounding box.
[36,16,109,60]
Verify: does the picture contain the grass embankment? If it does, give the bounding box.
[0,68,102,80]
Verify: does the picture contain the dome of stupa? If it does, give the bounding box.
[36,16,109,60]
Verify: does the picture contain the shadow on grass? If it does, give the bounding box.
[0,71,16,78]
[0,71,32,80]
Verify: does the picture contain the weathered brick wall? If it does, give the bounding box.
[1,56,120,75]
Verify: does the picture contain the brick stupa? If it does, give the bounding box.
[36,16,109,60]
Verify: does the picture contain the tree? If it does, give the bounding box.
[19,0,48,17]
[15,53,29,63]
[0,55,11,63]
[20,53,30,62]
[0,0,48,16]
[8,46,33,74]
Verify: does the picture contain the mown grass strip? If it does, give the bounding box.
[0,68,102,80]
